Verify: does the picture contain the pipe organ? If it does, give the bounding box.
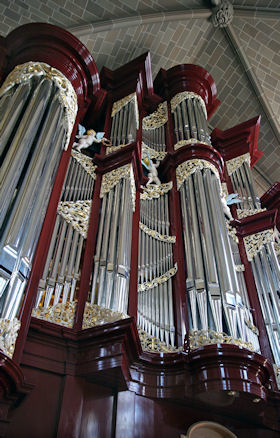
[0,23,280,437]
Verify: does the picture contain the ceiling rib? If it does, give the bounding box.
[224,24,280,144]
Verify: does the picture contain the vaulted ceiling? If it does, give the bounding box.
[0,0,279,195]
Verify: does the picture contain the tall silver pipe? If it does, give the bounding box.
[3,95,63,252]
[0,79,53,229]
[0,82,32,157]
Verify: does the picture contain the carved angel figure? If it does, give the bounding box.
[142,154,161,186]
[221,193,242,221]
[73,129,111,152]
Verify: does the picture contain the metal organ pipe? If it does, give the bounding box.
[0,66,78,323]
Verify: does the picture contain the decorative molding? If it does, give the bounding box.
[142,142,167,161]
[237,208,266,219]
[189,329,256,352]
[170,91,207,119]
[174,139,210,150]
[0,318,21,358]
[140,182,172,200]
[226,221,239,243]
[106,143,130,154]
[274,241,280,256]
[226,152,250,176]
[0,62,78,149]
[211,0,234,28]
[139,222,176,243]
[176,159,219,190]
[82,303,128,329]
[57,200,91,238]
[111,92,139,129]
[100,164,136,211]
[244,228,274,261]
[32,301,76,327]
[142,101,168,129]
[71,150,97,179]
[32,301,128,330]
[138,263,177,292]
[138,328,181,353]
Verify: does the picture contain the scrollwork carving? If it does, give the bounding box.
[176,159,220,190]
[142,142,167,161]
[32,302,76,328]
[111,92,139,129]
[142,102,168,129]
[0,318,21,358]
[226,152,250,176]
[189,329,256,352]
[57,200,91,238]
[140,182,172,200]
[139,222,176,243]
[170,91,207,119]
[138,264,177,292]
[237,208,266,219]
[0,62,78,149]
[174,139,210,150]
[82,303,128,329]
[100,164,136,211]
[71,149,97,179]
[244,229,274,261]
[138,328,181,353]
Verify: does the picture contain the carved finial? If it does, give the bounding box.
[211,0,234,28]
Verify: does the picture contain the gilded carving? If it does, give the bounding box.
[176,159,219,190]
[138,328,181,353]
[189,329,256,352]
[82,303,128,329]
[32,301,76,328]
[142,102,168,129]
[0,318,21,358]
[71,149,97,179]
[174,139,210,150]
[170,91,207,119]
[237,208,266,219]
[140,182,172,200]
[226,153,251,176]
[57,200,91,238]
[142,142,166,161]
[111,92,139,129]
[0,62,78,149]
[244,229,274,261]
[106,143,129,155]
[138,264,177,292]
[139,222,176,243]
[100,164,136,211]
[235,264,245,272]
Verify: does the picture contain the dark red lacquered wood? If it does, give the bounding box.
[232,209,277,237]
[12,315,279,436]
[160,142,224,180]
[211,116,263,166]
[261,182,280,230]
[154,64,221,119]
[101,52,161,112]
[3,23,99,118]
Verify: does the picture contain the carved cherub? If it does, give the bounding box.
[221,193,242,221]
[141,154,161,186]
[73,128,111,152]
